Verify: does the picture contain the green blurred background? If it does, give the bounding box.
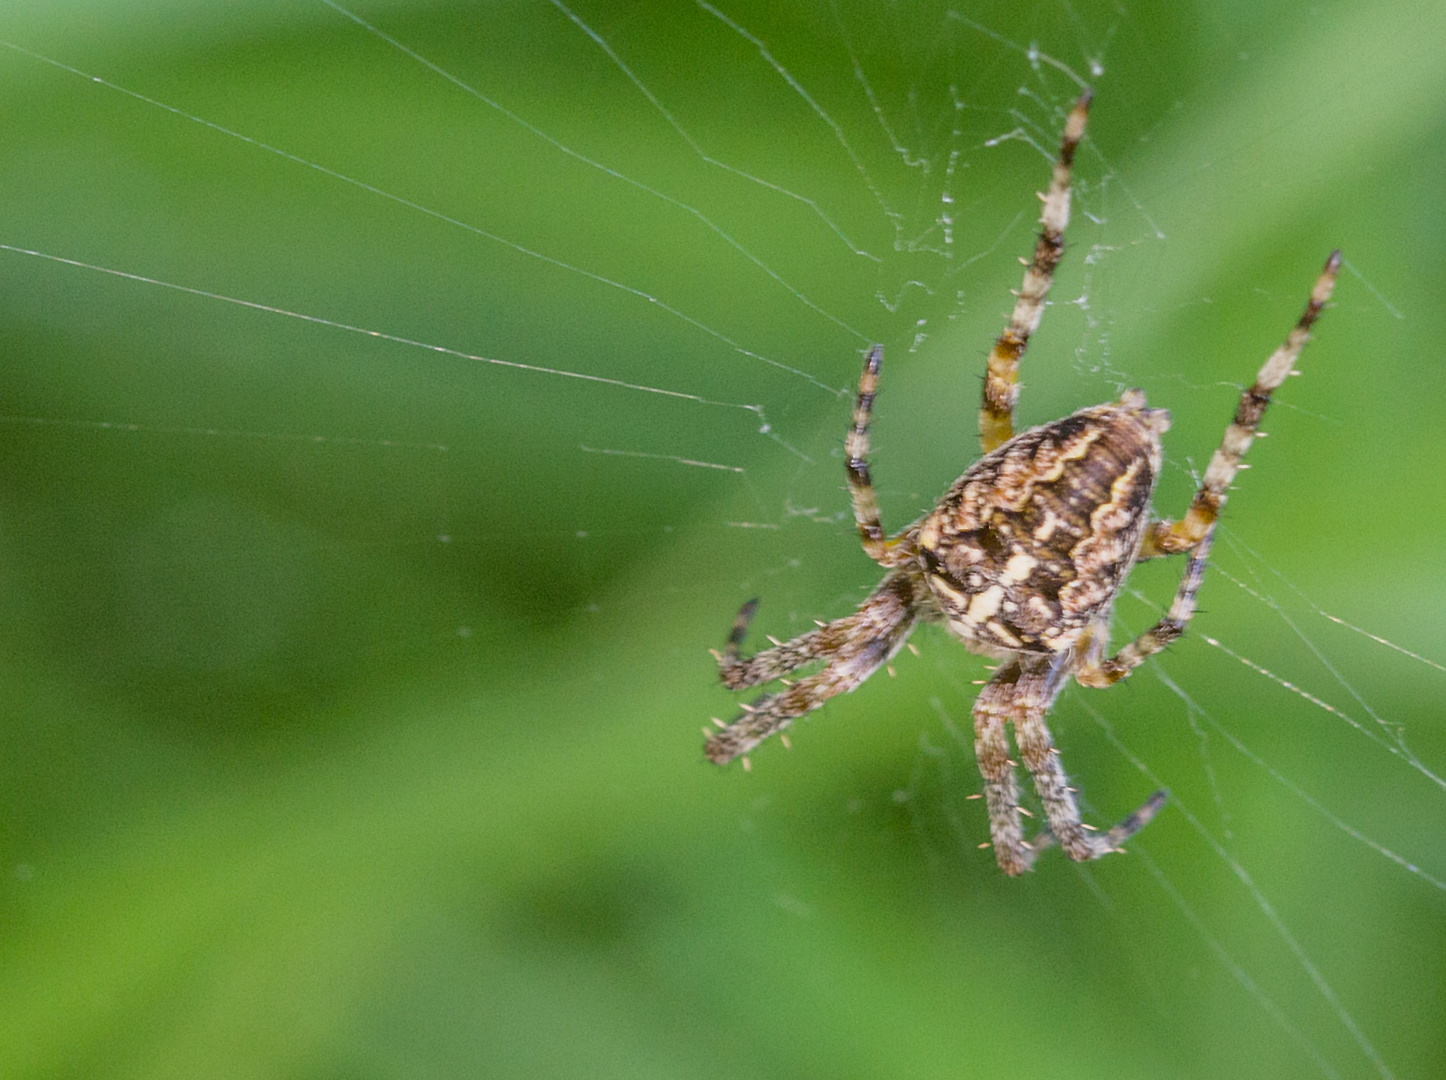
[1,1,1443,1077]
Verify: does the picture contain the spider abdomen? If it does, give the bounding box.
[915,392,1169,655]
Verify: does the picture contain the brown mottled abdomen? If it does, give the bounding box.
[915,392,1169,655]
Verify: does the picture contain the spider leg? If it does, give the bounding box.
[716,597,828,690]
[972,658,1044,875]
[1013,671,1167,862]
[846,345,914,567]
[1075,528,1214,688]
[1026,788,1169,866]
[707,570,922,764]
[976,654,1165,873]
[979,89,1092,455]
[1139,251,1341,559]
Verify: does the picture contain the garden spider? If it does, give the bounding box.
[704,88,1341,875]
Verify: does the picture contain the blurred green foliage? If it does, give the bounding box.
[1,1,1443,1077]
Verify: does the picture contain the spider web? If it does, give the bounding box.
[0,1,1442,1078]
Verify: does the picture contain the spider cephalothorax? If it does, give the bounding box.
[704,88,1340,875]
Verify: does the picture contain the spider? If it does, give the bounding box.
[704,88,1341,875]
